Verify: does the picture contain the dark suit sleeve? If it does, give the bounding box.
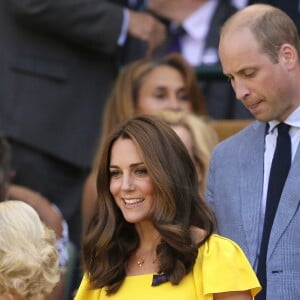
[7,0,124,54]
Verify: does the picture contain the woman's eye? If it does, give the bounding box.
[135,168,148,176]
[154,92,166,100]
[177,91,189,102]
[110,170,121,178]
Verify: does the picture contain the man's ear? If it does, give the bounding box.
[279,43,298,69]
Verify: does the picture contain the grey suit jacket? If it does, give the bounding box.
[0,0,124,168]
[206,121,300,299]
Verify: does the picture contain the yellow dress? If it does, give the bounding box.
[74,234,261,300]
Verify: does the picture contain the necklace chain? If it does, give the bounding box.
[136,255,157,267]
[135,243,159,268]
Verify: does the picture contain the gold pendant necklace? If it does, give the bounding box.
[137,258,145,268]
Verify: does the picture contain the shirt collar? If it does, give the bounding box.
[268,106,300,133]
[182,0,218,40]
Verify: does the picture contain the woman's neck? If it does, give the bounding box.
[135,221,160,250]
[126,221,161,275]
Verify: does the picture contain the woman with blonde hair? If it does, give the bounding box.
[0,201,60,300]
[156,111,218,196]
[0,135,69,299]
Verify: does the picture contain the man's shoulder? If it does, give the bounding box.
[215,120,264,150]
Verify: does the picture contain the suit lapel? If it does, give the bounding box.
[204,1,236,51]
[268,141,300,258]
[239,122,266,264]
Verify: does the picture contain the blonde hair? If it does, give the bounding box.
[156,111,218,195]
[0,201,59,299]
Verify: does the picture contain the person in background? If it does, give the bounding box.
[82,53,207,233]
[75,115,260,299]
[156,110,218,196]
[206,4,300,299]
[101,53,207,140]
[0,200,59,300]
[0,135,68,300]
[142,0,252,119]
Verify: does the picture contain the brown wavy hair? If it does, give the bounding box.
[82,115,215,295]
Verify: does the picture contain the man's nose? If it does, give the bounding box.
[233,79,250,101]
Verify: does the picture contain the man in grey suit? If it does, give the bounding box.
[0,0,165,248]
[206,4,300,299]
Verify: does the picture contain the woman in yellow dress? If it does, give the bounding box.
[75,115,261,300]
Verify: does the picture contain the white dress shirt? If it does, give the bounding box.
[180,0,218,66]
[230,0,248,9]
[256,106,300,269]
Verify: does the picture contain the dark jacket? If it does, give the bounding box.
[0,0,124,168]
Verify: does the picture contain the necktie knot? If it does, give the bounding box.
[167,24,186,54]
[277,122,290,135]
[171,25,186,37]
